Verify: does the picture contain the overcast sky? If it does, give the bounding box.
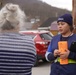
[42,0,72,11]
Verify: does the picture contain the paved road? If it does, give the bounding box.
[32,61,51,75]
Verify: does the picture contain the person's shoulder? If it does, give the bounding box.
[69,33,76,40]
[71,33,76,38]
[51,34,61,42]
[15,33,34,44]
[53,34,61,39]
[19,33,33,40]
[73,33,76,36]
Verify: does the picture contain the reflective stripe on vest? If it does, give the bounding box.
[57,58,76,63]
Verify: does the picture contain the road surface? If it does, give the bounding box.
[32,61,51,75]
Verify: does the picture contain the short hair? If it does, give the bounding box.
[0,3,26,30]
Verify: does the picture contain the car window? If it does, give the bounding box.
[40,33,53,40]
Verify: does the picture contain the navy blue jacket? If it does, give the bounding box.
[46,34,76,75]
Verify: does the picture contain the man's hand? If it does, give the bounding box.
[60,50,70,59]
[54,49,60,57]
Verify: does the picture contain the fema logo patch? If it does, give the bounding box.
[58,18,64,21]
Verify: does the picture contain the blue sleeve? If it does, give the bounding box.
[47,42,52,52]
[45,39,56,61]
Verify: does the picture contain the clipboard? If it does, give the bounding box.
[70,41,76,53]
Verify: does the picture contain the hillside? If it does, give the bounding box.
[2,0,71,22]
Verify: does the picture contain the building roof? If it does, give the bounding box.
[39,17,58,27]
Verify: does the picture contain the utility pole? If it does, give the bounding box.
[0,0,3,9]
[73,0,76,33]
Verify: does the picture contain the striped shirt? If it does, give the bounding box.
[0,32,36,75]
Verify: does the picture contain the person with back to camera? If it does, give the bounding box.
[45,14,76,75]
[0,3,36,75]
